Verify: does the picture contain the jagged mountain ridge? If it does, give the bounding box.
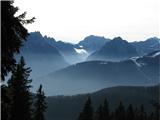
[87,37,139,61]
[131,37,160,56]
[18,32,69,78]
[19,32,160,88]
[77,35,111,53]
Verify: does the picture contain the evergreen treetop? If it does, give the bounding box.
[7,57,32,120]
[33,84,47,120]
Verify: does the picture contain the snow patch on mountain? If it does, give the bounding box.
[130,57,140,60]
[74,48,88,54]
[100,61,108,65]
[133,60,142,67]
[79,45,83,48]
[130,57,144,67]
[152,51,160,57]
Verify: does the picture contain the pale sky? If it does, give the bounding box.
[14,0,160,43]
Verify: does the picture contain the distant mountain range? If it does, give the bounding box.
[87,37,139,61]
[18,32,159,93]
[34,50,159,95]
[18,32,159,120]
[131,37,160,56]
[17,32,160,120]
[45,85,159,120]
[22,32,160,65]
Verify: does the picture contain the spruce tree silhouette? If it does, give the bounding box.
[95,104,103,120]
[8,57,32,120]
[115,101,125,120]
[102,98,110,120]
[1,1,35,80]
[139,105,147,120]
[77,98,158,120]
[33,84,47,120]
[1,85,10,120]
[78,96,93,120]
[95,98,110,120]
[126,104,135,120]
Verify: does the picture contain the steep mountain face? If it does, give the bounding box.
[77,35,110,53]
[27,32,89,64]
[35,51,159,96]
[18,32,69,79]
[43,36,85,64]
[45,86,158,120]
[131,37,160,56]
[53,41,79,63]
[87,37,139,61]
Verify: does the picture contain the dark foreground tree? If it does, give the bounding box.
[115,101,125,120]
[151,101,160,120]
[126,104,135,120]
[139,105,147,120]
[95,104,103,120]
[1,1,35,80]
[102,98,110,120]
[78,96,94,120]
[95,98,110,120]
[7,57,32,120]
[33,84,47,120]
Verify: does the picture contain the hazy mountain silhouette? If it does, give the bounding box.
[43,35,86,64]
[21,33,160,65]
[87,37,139,61]
[18,32,69,78]
[131,37,160,56]
[26,32,90,64]
[18,33,160,91]
[77,35,110,53]
[34,51,159,96]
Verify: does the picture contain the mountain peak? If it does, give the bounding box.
[30,31,42,37]
[87,36,138,61]
[112,37,128,43]
[113,37,123,41]
[111,37,129,45]
[85,35,105,39]
[78,35,110,53]
[146,37,160,43]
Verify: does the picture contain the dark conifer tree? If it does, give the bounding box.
[1,85,10,120]
[1,1,34,120]
[110,112,115,120]
[148,112,154,120]
[102,98,110,120]
[33,84,47,120]
[115,101,125,120]
[7,57,32,120]
[1,1,35,80]
[139,105,147,120]
[95,104,103,120]
[134,107,140,120]
[152,101,160,120]
[78,96,94,120]
[126,104,135,120]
